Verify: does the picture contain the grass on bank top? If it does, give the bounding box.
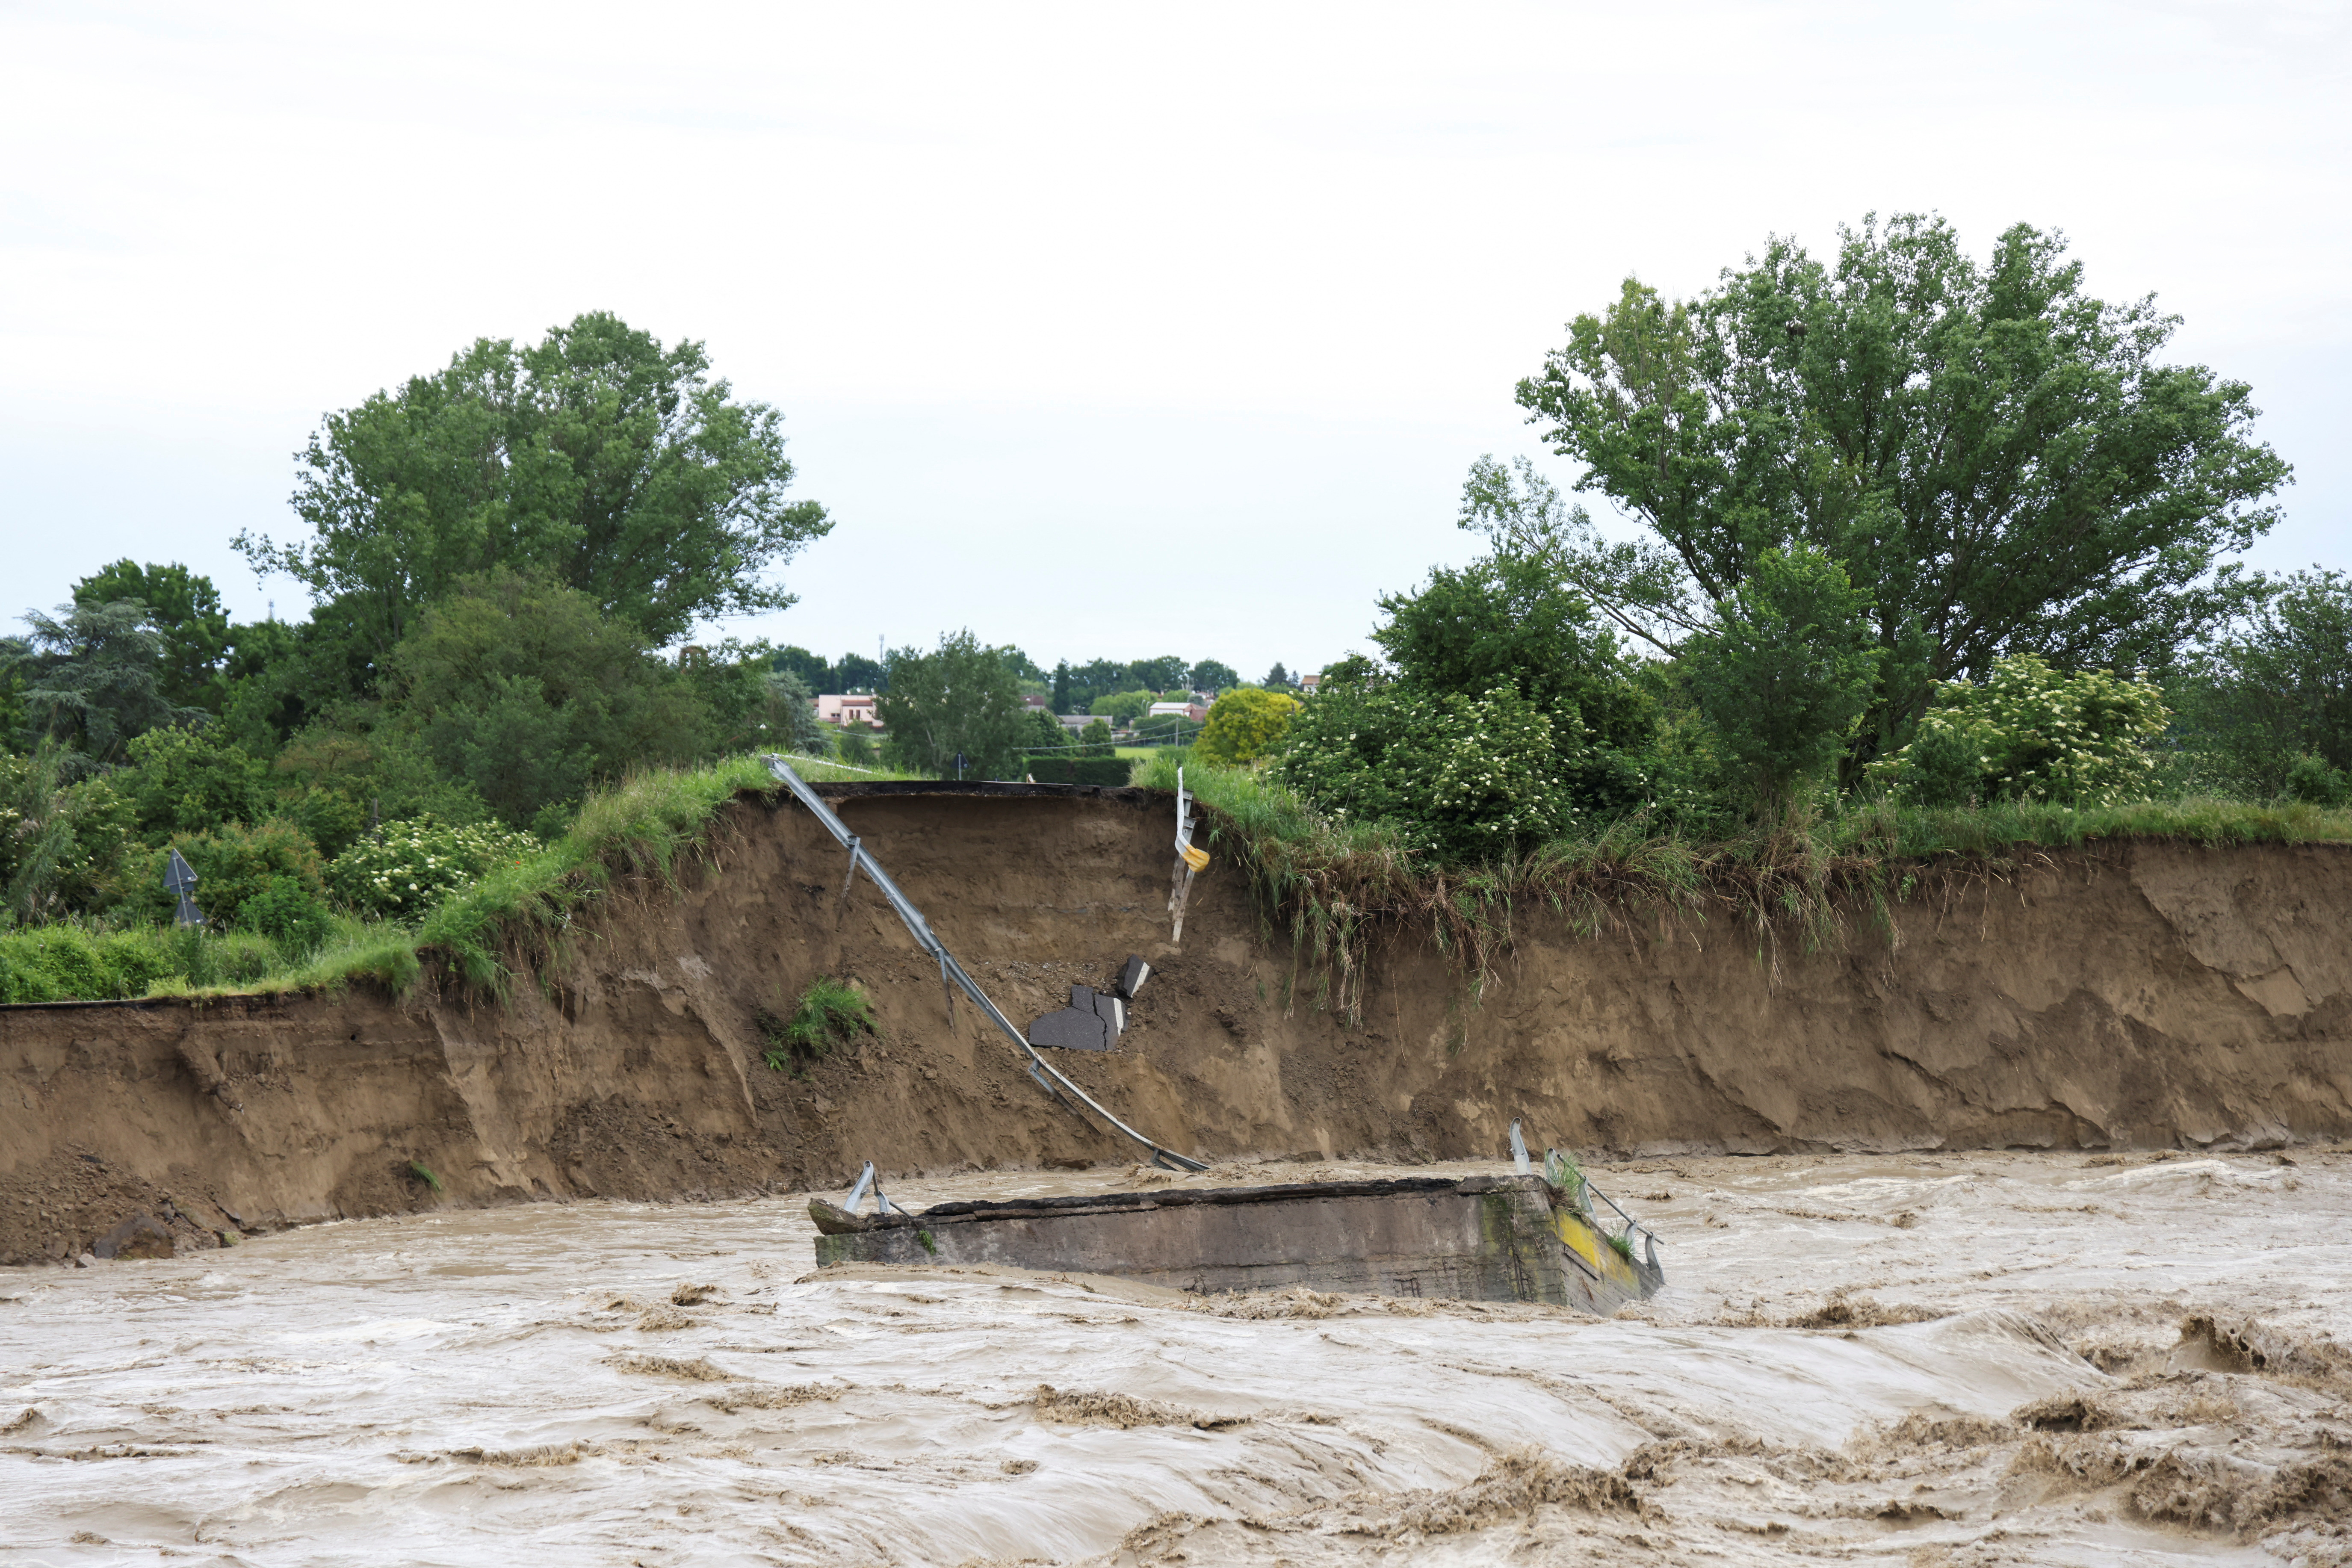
[1,753,817,1005]
[764,753,930,783]
[9,746,2347,1010]
[1136,749,2352,1020]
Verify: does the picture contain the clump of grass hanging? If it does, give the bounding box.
[408,1160,446,1193]
[1542,1148,1585,1204]
[759,978,874,1075]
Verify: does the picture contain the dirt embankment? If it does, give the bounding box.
[3,785,2348,1263]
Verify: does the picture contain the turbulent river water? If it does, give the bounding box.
[5,1149,2349,1566]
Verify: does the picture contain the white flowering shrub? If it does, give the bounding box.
[325,816,541,919]
[1869,654,2169,807]
[1273,681,1578,859]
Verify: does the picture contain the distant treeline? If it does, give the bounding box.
[765,647,1303,716]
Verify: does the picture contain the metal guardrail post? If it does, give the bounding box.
[762,757,1208,1172]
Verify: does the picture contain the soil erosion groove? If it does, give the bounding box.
[3,784,2348,1263]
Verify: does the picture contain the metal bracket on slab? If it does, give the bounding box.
[843,1160,901,1217]
[763,756,1208,1173]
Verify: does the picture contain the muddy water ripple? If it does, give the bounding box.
[4,1149,2349,1565]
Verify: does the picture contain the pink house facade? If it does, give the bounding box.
[816,694,880,727]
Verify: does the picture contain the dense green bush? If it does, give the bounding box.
[131,818,326,930]
[325,815,541,919]
[2,749,139,923]
[1869,656,2169,807]
[387,569,715,831]
[268,726,493,860]
[2286,753,2352,807]
[0,923,181,1003]
[1682,545,1881,820]
[2175,570,2352,794]
[1022,757,1132,786]
[1274,680,1578,859]
[1373,548,1650,753]
[241,874,336,956]
[115,723,267,843]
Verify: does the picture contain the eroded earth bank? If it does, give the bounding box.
[7,785,2352,1563]
[4,783,2350,1265]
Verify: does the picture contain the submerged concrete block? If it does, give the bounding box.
[809,1174,1662,1315]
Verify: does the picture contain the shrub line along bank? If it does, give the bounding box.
[9,749,2348,1012]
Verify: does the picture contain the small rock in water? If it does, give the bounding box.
[75,1252,96,1269]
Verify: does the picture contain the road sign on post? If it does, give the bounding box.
[164,849,206,929]
[954,752,968,780]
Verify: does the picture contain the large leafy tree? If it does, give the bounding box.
[237,311,830,667]
[1510,213,2291,758]
[876,630,1029,780]
[1188,659,1240,694]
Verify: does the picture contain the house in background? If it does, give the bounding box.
[816,694,880,728]
[1298,673,1321,696]
[1147,700,1209,723]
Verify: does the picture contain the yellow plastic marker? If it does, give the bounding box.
[1180,843,1209,872]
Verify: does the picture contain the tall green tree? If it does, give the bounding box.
[3,602,204,765]
[236,311,830,670]
[876,631,1028,780]
[1188,660,1240,694]
[1511,213,2291,759]
[691,645,827,756]
[72,561,234,712]
[383,570,713,831]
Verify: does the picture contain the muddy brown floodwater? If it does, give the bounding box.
[5,1149,2350,1567]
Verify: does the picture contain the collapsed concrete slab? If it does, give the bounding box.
[1028,962,1143,1051]
[808,1173,1663,1315]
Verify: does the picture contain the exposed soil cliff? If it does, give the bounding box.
[4,784,2348,1263]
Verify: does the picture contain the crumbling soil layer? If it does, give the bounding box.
[3,784,2348,1263]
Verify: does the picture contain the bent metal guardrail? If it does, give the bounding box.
[762,756,1209,1173]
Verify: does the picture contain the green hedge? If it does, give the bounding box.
[1023,757,1134,786]
[0,925,178,1004]
[0,923,295,1004]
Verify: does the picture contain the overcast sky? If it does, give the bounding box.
[3,1,2344,682]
